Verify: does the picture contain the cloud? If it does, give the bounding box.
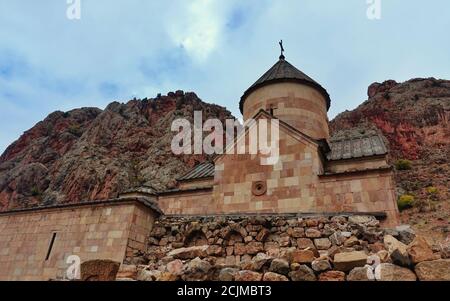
[167,0,235,62]
[0,0,450,153]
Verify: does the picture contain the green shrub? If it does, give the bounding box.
[398,194,414,211]
[395,159,412,170]
[426,186,439,201]
[426,186,438,195]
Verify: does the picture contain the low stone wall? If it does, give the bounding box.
[121,214,450,281]
[0,198,159,281]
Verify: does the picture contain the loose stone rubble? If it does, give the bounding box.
[115,215,450,281]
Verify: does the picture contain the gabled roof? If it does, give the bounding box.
[328,130,388,161]
[213,109,330,163]
[177,162,215,181]
[240,56,331,113]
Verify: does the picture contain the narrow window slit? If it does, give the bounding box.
[45,233,57,261]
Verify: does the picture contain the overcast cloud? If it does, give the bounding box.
[1,0,449,153]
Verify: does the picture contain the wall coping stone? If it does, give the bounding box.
[0,197,163,216]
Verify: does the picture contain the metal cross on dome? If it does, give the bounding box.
[279,40,285,60]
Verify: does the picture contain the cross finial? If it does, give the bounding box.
[279,40,285,60]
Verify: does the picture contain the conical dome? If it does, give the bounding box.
[240,56,331,113]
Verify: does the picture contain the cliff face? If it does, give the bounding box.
[331,78,449,161]
[330,78,450,234]
[0,91,233,211]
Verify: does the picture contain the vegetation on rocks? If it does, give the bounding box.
[398,195,415,211]
[395,159,413,171]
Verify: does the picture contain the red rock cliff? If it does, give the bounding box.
[0,92,233,211]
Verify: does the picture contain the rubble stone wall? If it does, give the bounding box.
[124,214,450,281]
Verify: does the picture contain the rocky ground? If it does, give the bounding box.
[80,215,450,281]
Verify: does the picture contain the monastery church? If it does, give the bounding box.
[0,49,399,280]
[142,51,399,225]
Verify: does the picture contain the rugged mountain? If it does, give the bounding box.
[0,91,233,211]
[330,78,450,236]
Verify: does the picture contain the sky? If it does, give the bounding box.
[0,0,449,153]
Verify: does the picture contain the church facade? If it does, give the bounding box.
[133,54,400,226]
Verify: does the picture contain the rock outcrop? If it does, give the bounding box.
[0,92,233,211]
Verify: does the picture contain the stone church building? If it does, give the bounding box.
[0,52,399,280]
[138,53,399,225]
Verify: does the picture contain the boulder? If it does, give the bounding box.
[290,263,301,271]
[235,270,263,281]
[137,269,161,281]
[333,251,368,272]
[218,268,239,281]
[182,257,212,281]
[168,245,208,260]
[278,235,291,247]
[265,242,281,257]
[166,259,184,276]
[290,249,315,264]
[256,228,270,242]
[233,243,246,255]
[368,242,386,253]
[305,228,322,238]
[347,266,374,281]
[314,238,332,250]
[330,216,347,224]
[377,250,391,263]
[306,219,319,227]
[415,259,450,281]
[80,260,120,281]
[329,232,347,246]
[263,272,289,281]
[383,235,411,266]
[344,236,360,248]
[269,258,290,276]
[246,242,264,255]
[348,215,377,225]
[360,228,383,244]
[395,225,416,245]
[378,263,416,281]
[157,272,180,281]
[407,236,435,264]
[318,271,346,281]
[207,245,223,256]
[289,265,316,281]
[291,227,305,238]
[297,238,315,250]
[251,253,272,271]
[311,259,332,272]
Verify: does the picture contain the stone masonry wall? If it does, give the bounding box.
[243,83,330,140]
[212,124,399,226]
[122,214,450,281]
[0,200,157,280]
[158,189,215,215]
